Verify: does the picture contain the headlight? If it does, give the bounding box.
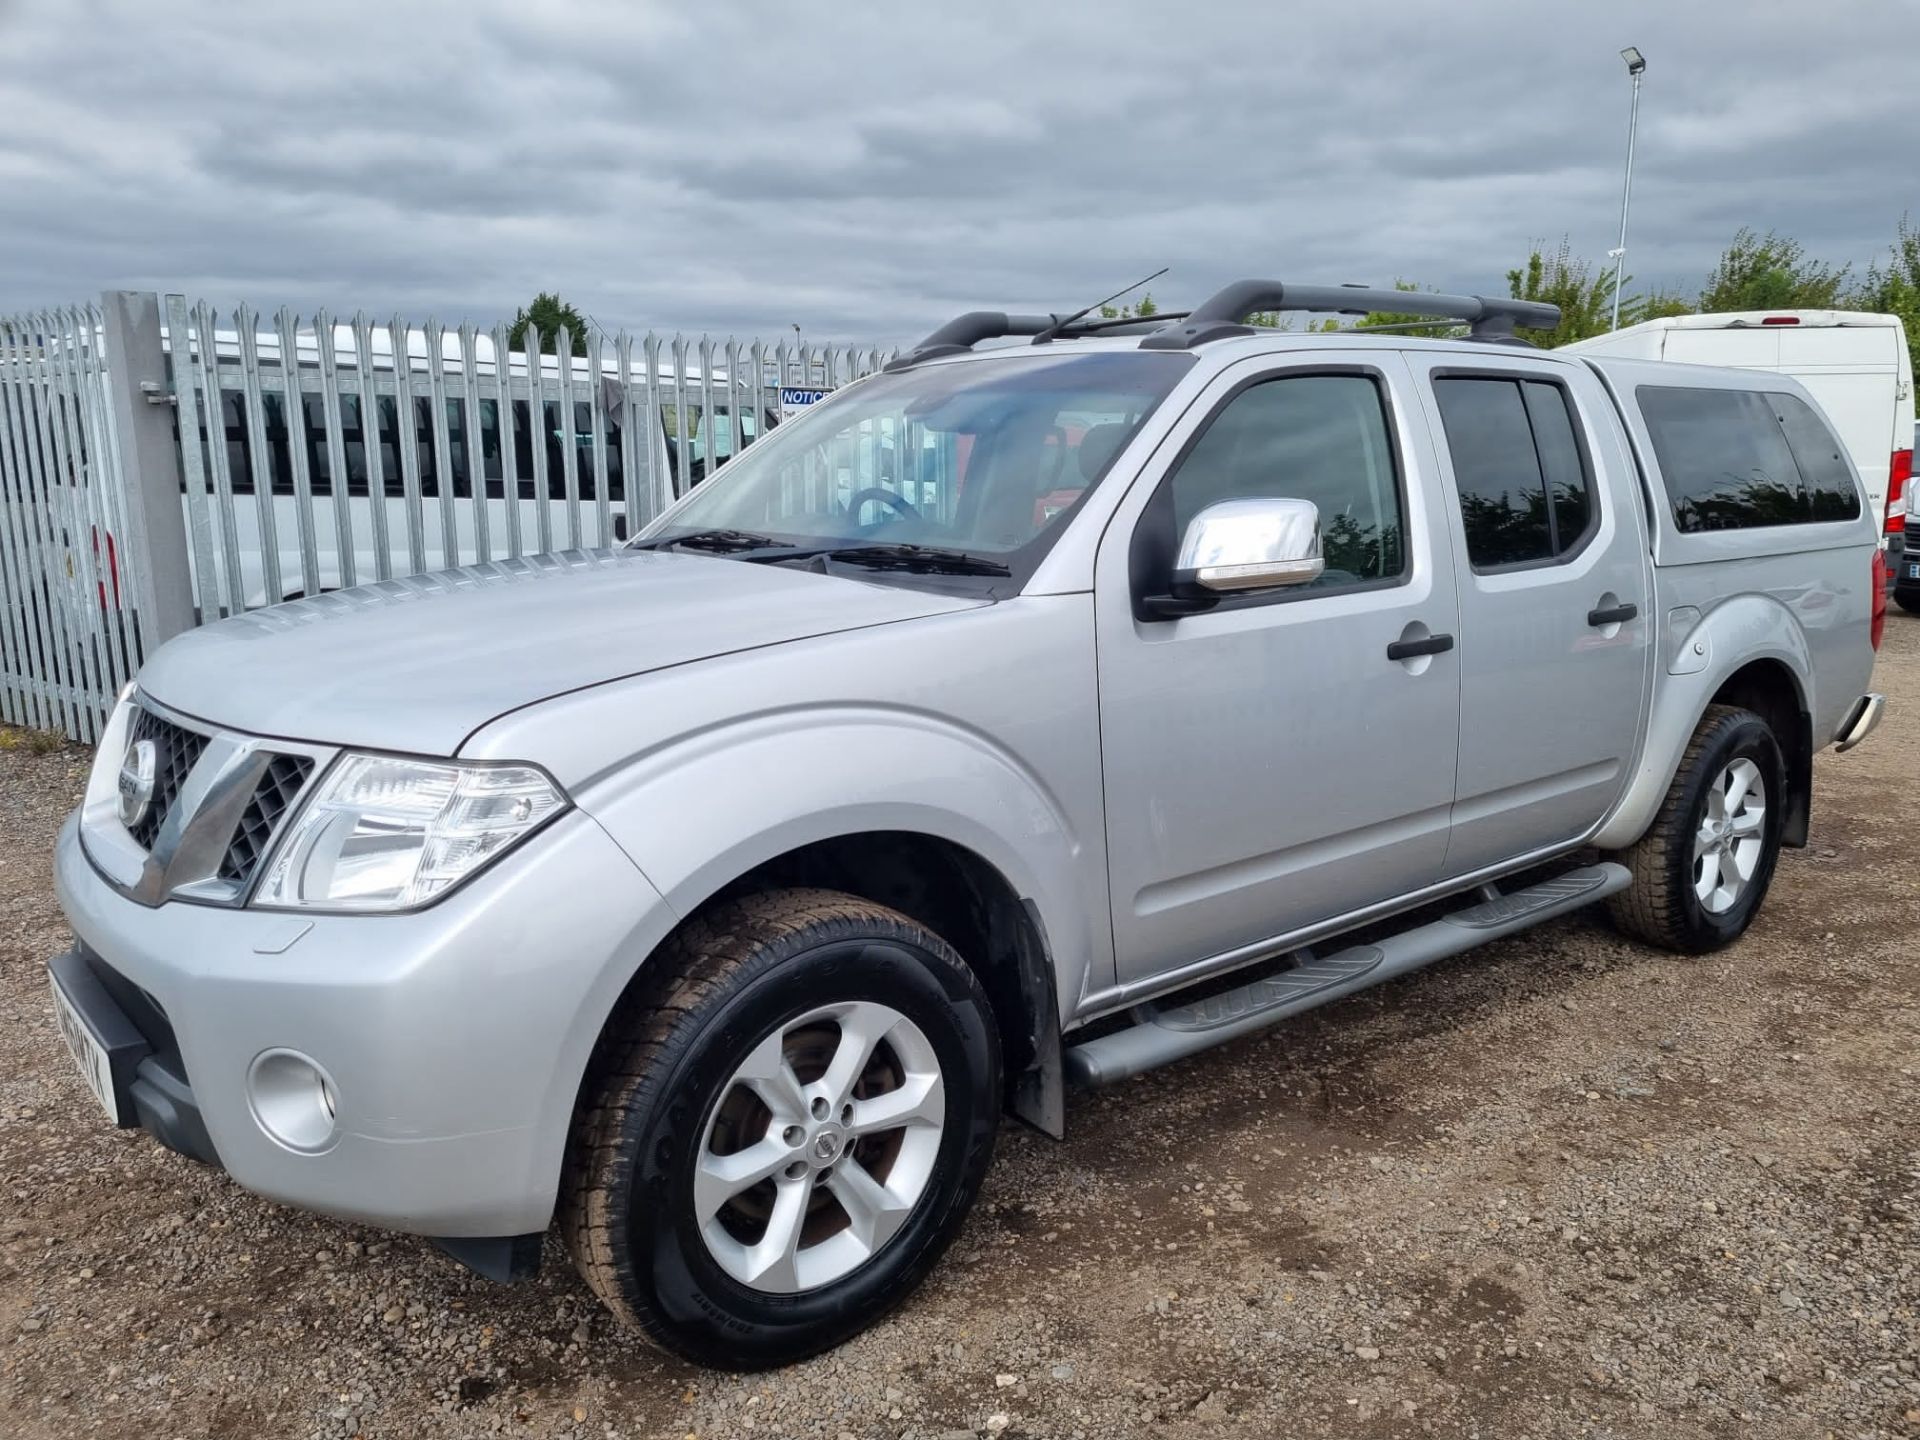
[253,753,567,912]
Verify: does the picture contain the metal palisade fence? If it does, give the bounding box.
[0,291,888,741]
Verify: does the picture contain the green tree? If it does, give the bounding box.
[1853,214,1920,377]
[1241,281,1464,337]
[1698,229,1850,312]
[1345,279,1460,338]
[508,292,591,357]
[1505,239,1617,346]
[1244,308,1296,330]
[1097,293,1160,320]
[1632,289,1695,323]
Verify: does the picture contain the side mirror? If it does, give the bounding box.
[1177,497,1324,592]
[1138,497,1324,621]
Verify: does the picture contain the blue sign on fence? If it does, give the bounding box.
[780,387,828,410]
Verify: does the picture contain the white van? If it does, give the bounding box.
[1564,313,1913,572]
[192,330,785,609]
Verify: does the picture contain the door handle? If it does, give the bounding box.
[1386,632,1454,662]
[1587,602,1638,627]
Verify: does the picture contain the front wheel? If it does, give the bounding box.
[1607,704,1785,954]
[561,888,1000,1368]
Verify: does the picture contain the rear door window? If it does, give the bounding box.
[1433,376,1596,569]
[1636,385,1862,531]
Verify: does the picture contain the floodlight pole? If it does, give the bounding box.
[1610,47,1647,331]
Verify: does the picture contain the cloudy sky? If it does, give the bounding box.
[1,0,1911,345]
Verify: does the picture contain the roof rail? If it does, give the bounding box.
[883,311,1057,371]
[882,307,1198,371]
[1139,281,1560,349]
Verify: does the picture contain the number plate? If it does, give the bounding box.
[49,974,119,1124]
[1906,561,1920,580]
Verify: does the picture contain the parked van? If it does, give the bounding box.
[185,328,784,609]
[1564,312,1913,580]
[1896,419,1920,613]
[36,323,793,624]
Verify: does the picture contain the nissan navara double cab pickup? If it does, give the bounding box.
[48,280,1887,1367]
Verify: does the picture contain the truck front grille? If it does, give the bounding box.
[126,709,210,850]
[83,697,335,908]
[218,753,315,886]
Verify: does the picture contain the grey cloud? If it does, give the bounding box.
[0,0,1913,345]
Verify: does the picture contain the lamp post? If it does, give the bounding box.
[1610,46,1647,331]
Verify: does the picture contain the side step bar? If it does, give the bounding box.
[1064,862,1630,1088]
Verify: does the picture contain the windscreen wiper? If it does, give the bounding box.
[631,530,1011,576]
[800,543,1011,577]
[627,528,782,553]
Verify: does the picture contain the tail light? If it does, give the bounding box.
[1887,448,1912,535]
[1870,549,1886,651]
[1759,315,1802,326]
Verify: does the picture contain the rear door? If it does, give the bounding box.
[1408,352,1654,876]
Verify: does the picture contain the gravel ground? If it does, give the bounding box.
[3,617,1917,1440]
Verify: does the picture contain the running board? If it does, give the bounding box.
[1064,862,1630,1088]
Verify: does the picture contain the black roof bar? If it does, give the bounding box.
[883,311,1057,371]
[1139,281,1561,350]
[884,281,1562,372]
[883,308,1194,372]
[1040,310,1191,338]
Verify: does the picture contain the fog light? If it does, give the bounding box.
[248,1049,341,1152]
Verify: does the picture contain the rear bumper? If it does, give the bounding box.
[1833,692,1885,753]
[51,807,678,1237]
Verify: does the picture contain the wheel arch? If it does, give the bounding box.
[1703,657,1812,847]
[575,829,1069,1143]
[705,831,1066,1137]
[1596,595,1815,851]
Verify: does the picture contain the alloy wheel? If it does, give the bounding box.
[695,1000,945,1293]
[1691,756,1766,915]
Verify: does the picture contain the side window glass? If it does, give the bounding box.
[303,396,332,497]
[1434,376,1596,570]
[1164,374,1404,589]
[219,390,255,496]
[1434,378,1549,566]
[1770,392,1862,522]
[1523,381,1594,550]
[1635,385,1808,532]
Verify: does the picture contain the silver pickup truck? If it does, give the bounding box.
[46,280,1887,1368]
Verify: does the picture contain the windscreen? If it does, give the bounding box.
[646,350,1191,562]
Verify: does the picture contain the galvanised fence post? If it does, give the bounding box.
[100,290,195,662]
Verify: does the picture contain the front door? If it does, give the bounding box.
[1095,355,1463,986]
[1409,353,1653,876]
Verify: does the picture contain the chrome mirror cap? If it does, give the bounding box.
[1176,497,1324,592]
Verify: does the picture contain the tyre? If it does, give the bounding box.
[561,888,1001,1368]
[1607,704,1784,954]
[1895,592,1920,615]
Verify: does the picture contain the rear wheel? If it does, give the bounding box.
[561,888,1000,1368]
[1607,704,1784,954]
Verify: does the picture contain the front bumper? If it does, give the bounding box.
[47,944,218,1164]
[51,808,677,1238]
